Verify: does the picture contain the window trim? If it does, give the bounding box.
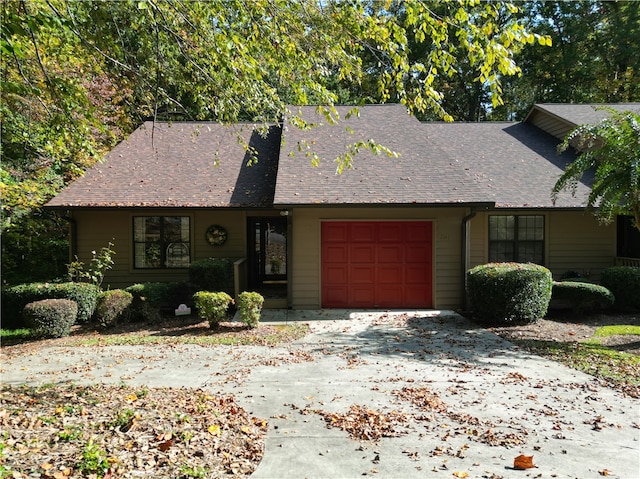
[488,214,545,264]
[132,215,191,269]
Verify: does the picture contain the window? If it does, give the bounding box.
[133,216,190,268]
[489,215,544,264]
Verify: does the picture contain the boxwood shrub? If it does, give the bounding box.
[94,289,133,328]
[2,282,100,327]
[600,266,640,310]
[23,299,78,338]
[551,281,614,315]
[193,291,233,328]
[467,262,553,324]
[124,282,192,321]
[237,292,264,329]
[189,258,234,294]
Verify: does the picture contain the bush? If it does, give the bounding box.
[23,299,78,338]
[467,262,552,325]
[237,292,264,329]
[551,281,614,315]
[193,291,233,328]
[189,258,234,294]
[2,282,100,327]
[94,290,133,328]
[600,266,640,311]
[124,282,192,321]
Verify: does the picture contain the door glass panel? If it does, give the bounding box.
[264,220,287,277]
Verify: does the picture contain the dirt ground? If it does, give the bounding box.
[489,311,640,355]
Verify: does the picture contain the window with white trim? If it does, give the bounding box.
[488,215,544,264]
[133,216,190,268]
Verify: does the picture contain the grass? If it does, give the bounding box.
[511,337,640,396]
[0,318,310,349]
[593,324,640,337]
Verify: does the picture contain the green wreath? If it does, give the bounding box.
[205,225,228,246]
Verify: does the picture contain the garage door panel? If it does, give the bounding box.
[351,286,375,306]
[378,244,403,263]
[406,245,429,262]
[323,223,348,242]
[323,287,348,307]
[351,223,376,242]
[378,265,403,283]
[378,223,403,242]
[351,244,375,263]
[324,244,348,262]
[351,265,375,283]
[324,264,348,283]
[405,265,430,283]
[406,222,431,242]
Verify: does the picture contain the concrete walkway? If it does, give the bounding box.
[2,310,638,478]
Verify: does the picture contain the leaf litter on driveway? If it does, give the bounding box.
[2,311,638,478]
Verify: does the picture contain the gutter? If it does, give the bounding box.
[461,203,493,310]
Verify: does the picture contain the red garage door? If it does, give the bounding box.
[321,221,433,308]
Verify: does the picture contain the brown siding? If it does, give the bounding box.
[469,210,616,281]
[70,209,251,289]
[290,207,466,310]
[527,110,573,140]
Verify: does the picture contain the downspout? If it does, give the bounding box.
[461,205,492,310]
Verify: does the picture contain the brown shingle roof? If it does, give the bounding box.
[423,122,586,208]
[46,122,280,208]
[274,105,488,205]
[526,103,640,127]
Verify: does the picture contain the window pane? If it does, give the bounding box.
[164,216,189,242]
[489,241,514,262]
[135,243,161,268]
[518,216,544,241]
[134,217,160,242]
[489,216,514,241]
[518,241,543,264]
[166,241,190,268]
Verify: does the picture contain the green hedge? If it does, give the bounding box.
[600,266,640,310]
[551,281,614,315]
[2,282,100,328]
[193,291,233,328]
[23,299,78,338]
[124,282,192,321]
[95,289,133,328]
[189,258,234,294]
[467,262,553,325]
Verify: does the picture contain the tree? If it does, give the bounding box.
[1,0,550,284]
[552,109,640,232]
[493,1,640,120]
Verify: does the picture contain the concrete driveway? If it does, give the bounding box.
[2,310,638,478]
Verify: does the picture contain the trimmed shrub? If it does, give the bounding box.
[237,292,264,329]
[551,281,614,315]
[600,266,640,311]
[193,291,233,328]
[2,282,99,327]
[23,299,78,338]
[467,262,553,325]
[189,258,234,294]
[95,289,133,328]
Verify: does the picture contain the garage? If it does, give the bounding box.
[321,221,433,308]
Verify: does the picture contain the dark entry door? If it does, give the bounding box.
[248,217,288,287]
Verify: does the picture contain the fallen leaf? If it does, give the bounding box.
[453,472,469,478]
[208,424,221,436]
[158,439,173,452]
[599,470,611,476]
[514,454,535,470]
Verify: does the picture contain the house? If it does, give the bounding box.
[46,103,640,310]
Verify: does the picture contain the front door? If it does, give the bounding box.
[248,217,288,288]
